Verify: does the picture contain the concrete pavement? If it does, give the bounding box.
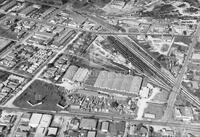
[84,13,200,109]
[0,106,200,133]
[163,23,200,121]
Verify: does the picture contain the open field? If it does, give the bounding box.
[13,80,62,111]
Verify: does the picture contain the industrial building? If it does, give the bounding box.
[34,126,46,137]
[47,127,58,136]
[62,65,90,83]
[72,68,90,82]
[21,113,32,123]
[62,65,79,82]
[94,71,143,94]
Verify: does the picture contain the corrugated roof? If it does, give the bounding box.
[129,76,143,93]
[79,118,97,130]
[111,73,124,90]
[78,69,89,82]
[94,71,142,94]
[94,71,107,88]
[40,114,52,128]
[120,75,132,92]
[63,65,78,81]
[72,68,83,81]
[29,113,42,128]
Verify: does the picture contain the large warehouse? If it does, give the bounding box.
[94,71,143,94]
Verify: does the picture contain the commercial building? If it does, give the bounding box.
[21,113,32,122]
[47,127,58,136]
[40,114,52,128]
[87,131,96,137]
[29,113,42,128]
[72,68,89,82]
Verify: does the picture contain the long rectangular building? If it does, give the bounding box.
[27,0,67,6]
[94,71,143,94]
[19,5,36,17]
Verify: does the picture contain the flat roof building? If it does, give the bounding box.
[87,131,96,137]
[94,71,143,94]
[79,118,97,130]
[34,126,46,137]
[21,113,32,122]
[47,127,58,136]
[101,121,109,132]
[29,113,42,128]
[62,65,79,82]
[28,0,68,6]
[40,114,52,127]
[19,6,36,17]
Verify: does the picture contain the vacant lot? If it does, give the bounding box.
[13,80,62,111]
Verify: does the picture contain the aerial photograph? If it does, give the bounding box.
[0,0,200,137]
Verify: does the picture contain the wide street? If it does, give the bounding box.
[1,106,200,133]
[163,23,200,121]
[83,13,200,110]
[1,1,200,136]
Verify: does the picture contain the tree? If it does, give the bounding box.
[111,101,119,108]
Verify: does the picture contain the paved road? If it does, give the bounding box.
[84,13,176,86]
[163,23,200,121]
[1,106,200,133]
[84,13,200,109]
[3,31,81,108]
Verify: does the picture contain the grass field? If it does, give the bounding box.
[13,80,62,111]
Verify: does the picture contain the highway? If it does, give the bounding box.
[83,13,200,109]
[83,13,176,85]
[1,106,200,133]
[1,1,200,131]
[163,23,200,121]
